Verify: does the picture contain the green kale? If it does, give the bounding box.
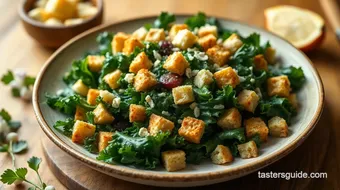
[96,32,114,55]
[53,118,75,137]
[280,66,306,91]
[153,12,175,30]
[258,96,296,124]
[248,134,262,148]
[63,59,97,88]
[84,133,98,153]
[185,12,208,30]
[46,93,95,115]
[1,71,15,85]
[0,109,21,131]
[97,131,169,169]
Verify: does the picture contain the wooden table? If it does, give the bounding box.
[0,0,339,189]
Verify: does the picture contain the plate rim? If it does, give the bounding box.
[32,14,325,183]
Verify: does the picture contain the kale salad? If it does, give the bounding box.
[46,12,305,171]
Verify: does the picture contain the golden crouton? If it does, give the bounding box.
[194,69,214,88]
[264,47,276,64]
[133,69,158,92]
[122,37,144,55]
[87,89,100,106]
[172,29,198,50]
[178,117,205,144]
[93,103,115,124]
[213,67,240,88]
[237,141,258,159]
[268,116,288,137]
[99,90,115,104]
[129,52,153,73]
[223,33,243,54]
[211,145,233,165]
[74,106,86,121]
[111,32,130,54]
[87,55,105,72]
[267,75,291,97]
[162,150,186,172]
[198,34,217,51]
[129,104,146,122]
[98,132,114,152]
[163,52,190,76]
[103,69,122,90]
[217,108,242,129]
[198,25,218,37]
[148,114,175,136]
[237,90,260,113]
[72,79,89,96]
[172,85,195,105]
[253,54,268,71]
[244,117,269,142]
[288,93,298,109]
[44,0,77,21]
[169,24,188,40]
[132,27,148,41]
[71,120,96,144]
[145,28,166,42]
[206,45,231,66]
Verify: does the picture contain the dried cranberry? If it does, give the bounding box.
[159,41,174,56]
[160,73,183,89]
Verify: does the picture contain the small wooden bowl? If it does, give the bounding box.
[19,0,104,48]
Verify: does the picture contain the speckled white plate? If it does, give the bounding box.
[33,15,324,187]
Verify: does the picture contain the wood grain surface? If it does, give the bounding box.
[0,0,339,189]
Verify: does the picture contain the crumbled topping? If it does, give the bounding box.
[194,107,200,117]
[145,95,155,108]
[138,127,150,137]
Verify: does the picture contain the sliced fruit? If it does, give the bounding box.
[264,5,325,52]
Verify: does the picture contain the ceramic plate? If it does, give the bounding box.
[33,15,324,187]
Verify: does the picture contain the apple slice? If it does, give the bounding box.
[264,5,325,52]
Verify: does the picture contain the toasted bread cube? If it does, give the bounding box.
[211,145,233,164]
[264,47,276,64]
[237,141,258,159]
[194,69,214,88]
[98,132,113,152]
[77,2,98,19]
[74,106,86,121]
[87,55,105,72]
[267,75,291,97]
[198,34,217,51]
[245,117,269,142]
[44,18,63,26]
[64,18,84,26]
[237,90,260,113]
[44,0,77,21]
[169,24,188,40]
[93,103,115,124]
[163,52,189,76]
[87,89,100,105]
[172,29,197,50]
[133,69,158,92]
[214,67,240,88]
[148,114,175,136]
[217,108,242,129]
[35,0,48,8]
[71,120,96,144]
[198,25,218,37]
[129,104,146,122]
[145,28,166,42]
[172,85,195,105]
[206,45,231,66]
[104,69,122,90]
[132,27,148,41]
[288,93,298,109]
[72,79,89,96]
[122,37,144,55]
[179,117,205,144]
[99,90,115,104]
[223,33,243,54]
[268,116,288,137]
[253,54,268,71]
[129,52,153,73]
[111,32,130,54]
[162,150,186,172]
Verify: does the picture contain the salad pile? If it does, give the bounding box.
[46,12,305,171]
